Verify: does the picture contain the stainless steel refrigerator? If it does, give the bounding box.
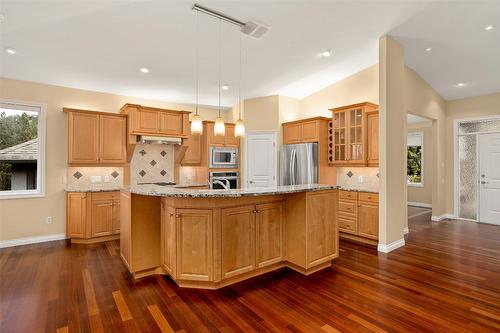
[280,143,318,185]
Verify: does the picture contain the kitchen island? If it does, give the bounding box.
[120,184,339,289]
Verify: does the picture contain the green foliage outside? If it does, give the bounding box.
[0,111,38,191]
[407,145,422,183]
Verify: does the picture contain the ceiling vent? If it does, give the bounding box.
[241,20,269,39]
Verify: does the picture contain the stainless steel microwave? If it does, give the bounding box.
[209,147,238,168]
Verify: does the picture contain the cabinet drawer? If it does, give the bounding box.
[339,201,357,214]
[359,192,378,203]
[91,191,120,201]
[339,218,358,234]
[339,190,358,201]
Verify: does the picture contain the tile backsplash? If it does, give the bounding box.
[131,143,174,184]
[336,167,379,191]
[67,167,123,187]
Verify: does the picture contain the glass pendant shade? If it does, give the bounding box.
[191,114,203,134]
[214,117,225,136]
[235,118,245,137]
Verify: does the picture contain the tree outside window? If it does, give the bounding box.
[407,132,423,186]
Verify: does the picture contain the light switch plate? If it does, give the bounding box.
[357,176,364,183]
[90,175,102,183]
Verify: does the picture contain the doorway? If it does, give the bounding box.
[245,131,278,188]
[454,117,500,223]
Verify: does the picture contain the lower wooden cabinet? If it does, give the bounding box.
[338,190,379,245]
[358,202,379,240]
[255,202,283,268]
[161,203,176,277]
[66,191,120,241]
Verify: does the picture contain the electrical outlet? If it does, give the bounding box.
[357,175,364,183]
[104,175,110,183]
[46,216,53,224]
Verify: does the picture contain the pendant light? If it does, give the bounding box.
[234,28,245,137]
[214,18,225,137]
[191,10,203,135]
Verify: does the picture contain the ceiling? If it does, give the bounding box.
[1,1,498,108]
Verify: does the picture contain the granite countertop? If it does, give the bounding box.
[125,184,339,198]
[65,185,122,192]
[338,186,379,193]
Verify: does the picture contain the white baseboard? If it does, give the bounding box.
[403,227,409,234]
[0,233,67,249]
[408,202,432,208]
[378,238,405,253]
[431,214,455,222]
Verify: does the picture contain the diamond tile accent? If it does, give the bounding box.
[160,150,167,157]
[139,149,146,156]
[73,171,83,179]
[160,170,167,176]
[139,170,146,177]
[111,171,119,178]
[150,160,157,166]
[346,171,354,178]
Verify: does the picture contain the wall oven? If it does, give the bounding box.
[209,147,238,168]
[209,172,239,189]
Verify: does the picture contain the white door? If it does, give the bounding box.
[479,133,500,224]
[246,132,277,188]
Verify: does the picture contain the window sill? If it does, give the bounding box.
[408,183,424,188]
[0,190,45,200]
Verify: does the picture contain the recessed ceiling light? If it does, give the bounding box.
[139,67,150,73]
[485,25,493,31]
[221,84,230,90]
[321,49,332,57]
[455,82,467,87]
[424,47,432,52]
[5,48,16,55]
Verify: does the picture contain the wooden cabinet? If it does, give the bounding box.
[65,109,126,165]
[66,192,88,238]
[181,125,202,165]
[328,102,378,166]
[176,209,213,281]
[282,117,326,144]
[366,111,379,166]
[120,103,189,138]
[66,191,121,241]
[161,202,176,277]
[204,122,239,147]
[221,205,256,279]
[224,124,239,147]
[338,190,379,245]
[255,202,283,268]
[120,191,131,269]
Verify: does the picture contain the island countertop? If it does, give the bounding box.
[124,183,339,198]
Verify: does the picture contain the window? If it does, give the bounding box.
[0,100,46,199]
[407,132,423,187]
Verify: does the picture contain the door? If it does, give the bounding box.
[206,123,225,146]
[221,205,256,279]
[160,111,183,136]
[112,199,120,234]
[479,133,500,224]
[68,112,99,163]
[181,129,201,165]
[161,202,177,277]
[279,144,294,185]
[302,120,319,142]
[100,115,127,163]
[137,109,160,133]
[66,192,87,238]
[176,209,213,281]
[247,132,277,188]
[358,202,379,239]
[255,202,283,268]
[224,124,239,147]
[366,112,379,166]
[283,123,303,144]
[91,199,113,237]
[294,143,318,185]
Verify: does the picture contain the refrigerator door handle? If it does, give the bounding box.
[291,149,297,185]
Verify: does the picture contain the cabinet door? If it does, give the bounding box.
[91,199,114,237]
[112,200,120,234]
[283,123,303,144]
[224,124,239,147]
[68,112,99,163]
[137,109,160,133]
[206,123,225,146]
[306,191,338,267]
[100,115,127,164]
[67,192,87,238]
[160,111,184,136]
[221,205,256,279]
[120,192,131,269]
[181,129,201,165]
[176,209,213,281]
[347,108,365,164]
[255,202,283,268]
[302,120,319,142]
[367,113,379,166]
[161,202,176,278]
[331,111,347,164]
[358,203,379,240]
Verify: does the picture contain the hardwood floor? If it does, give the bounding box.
[1,211,500,332]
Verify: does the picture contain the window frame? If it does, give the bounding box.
[0,99,47,199]
[407,131,424,188]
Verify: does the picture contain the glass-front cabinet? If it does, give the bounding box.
[328,102,378,166]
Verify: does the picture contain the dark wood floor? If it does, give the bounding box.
[1,210,500,333]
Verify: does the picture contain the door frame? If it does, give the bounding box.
[453,115,500,221]
[244,131,278,188]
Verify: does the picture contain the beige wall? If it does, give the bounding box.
[407,122,433,205]
[0,78,227,242]
[300,65,379,118]
[445,92,500,215]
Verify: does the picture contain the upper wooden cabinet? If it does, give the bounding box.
[366,111,379,167]
[282,117,329,144]
[181,124,202,165]
[328,102,378,166]
[120,103,190,139]
[65,109,126,165]
[204,122,239,147]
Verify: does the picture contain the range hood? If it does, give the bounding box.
[137,135,182,145]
